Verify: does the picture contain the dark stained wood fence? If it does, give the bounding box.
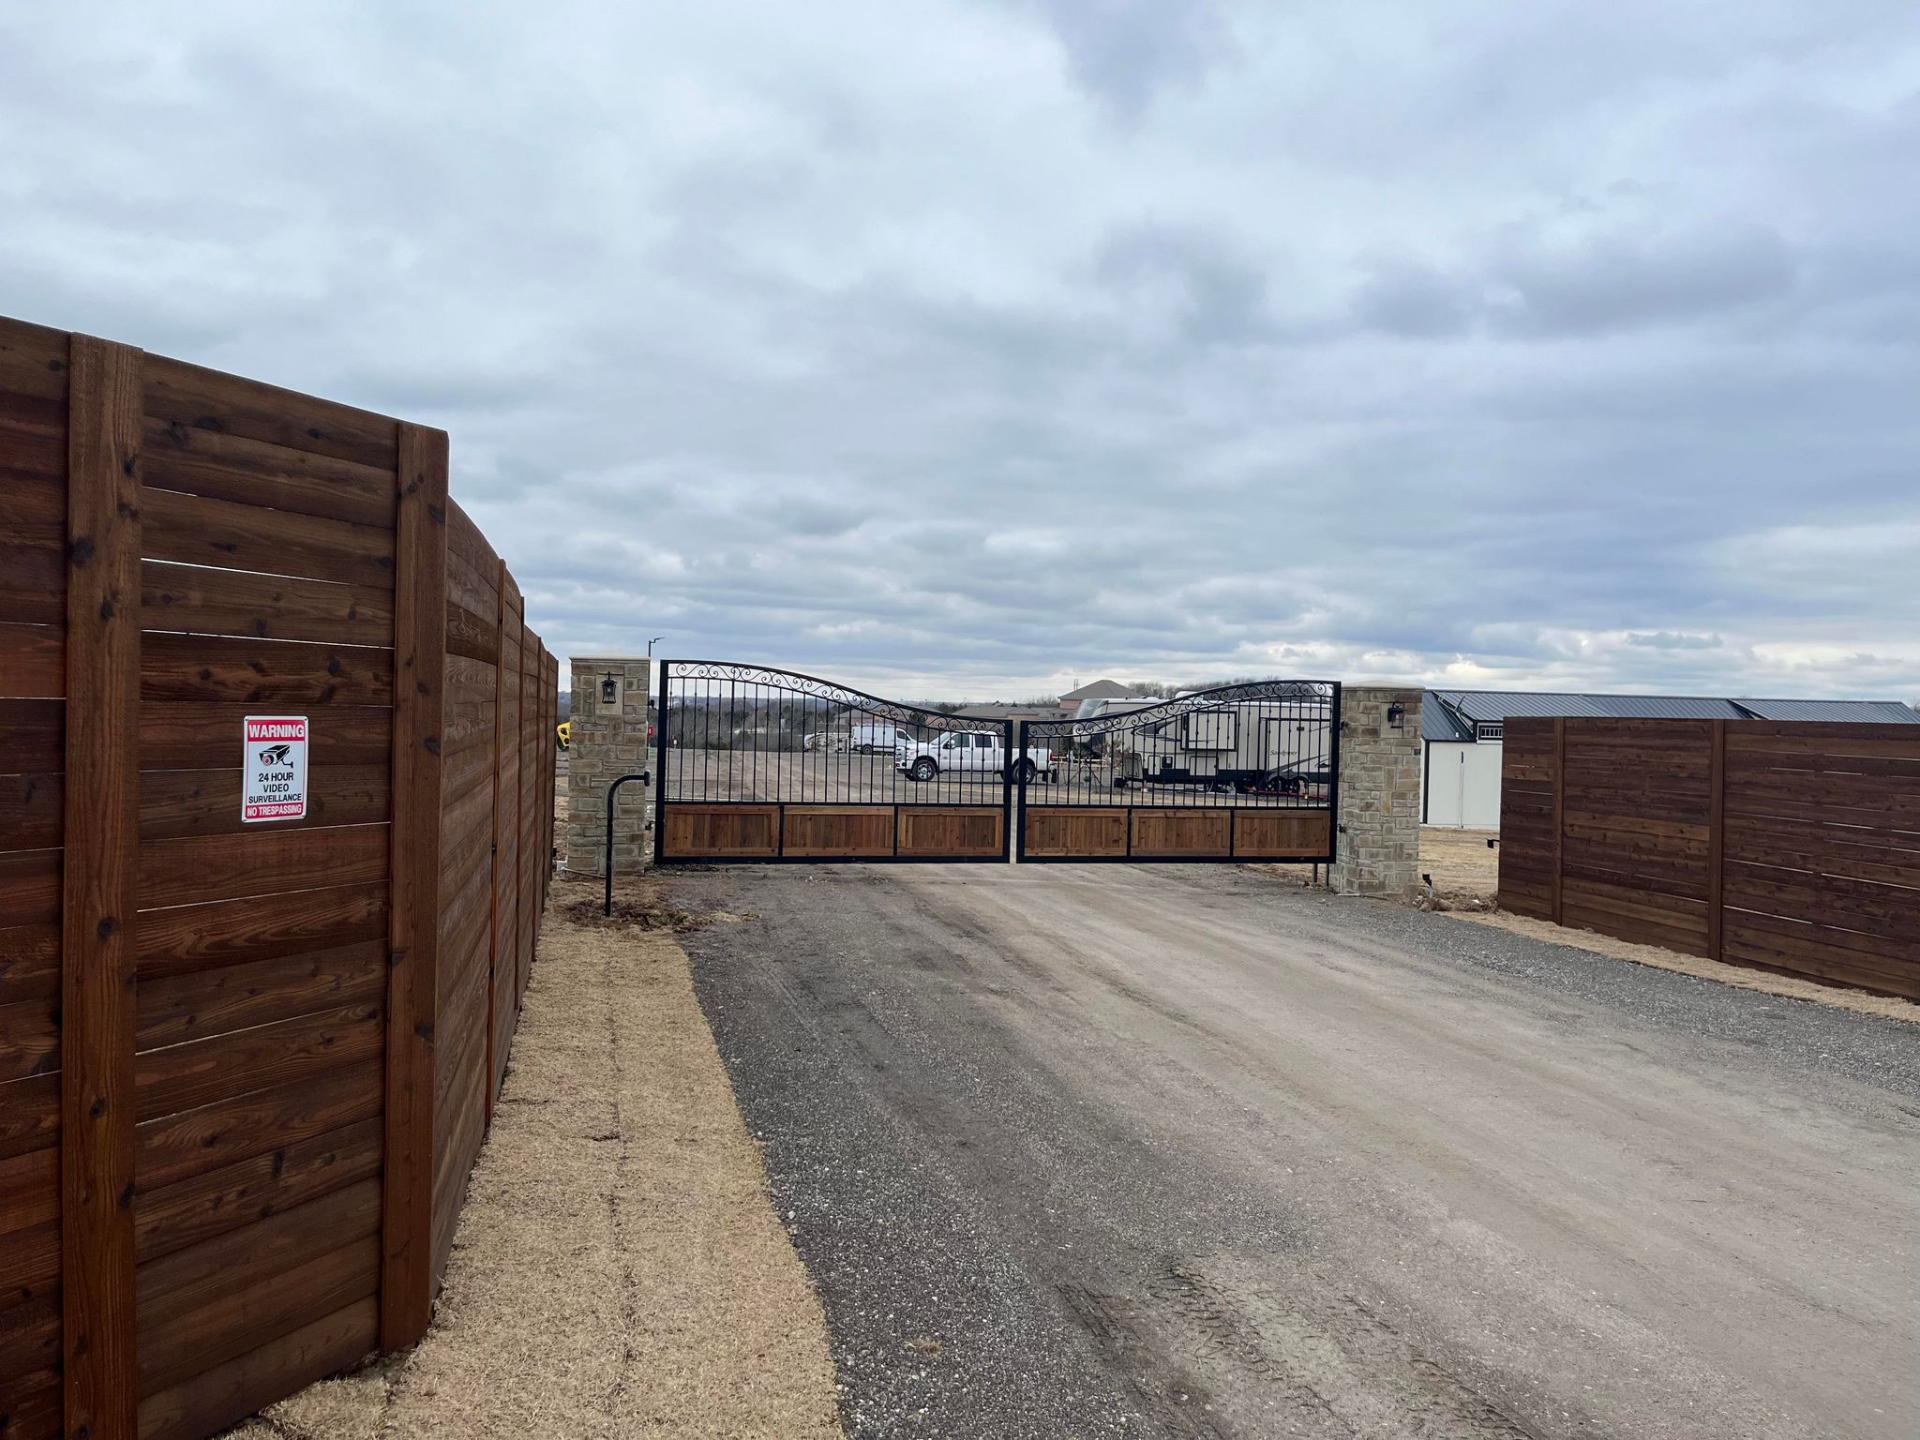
[1498,716,1920,1000]
[0,315,558,1440]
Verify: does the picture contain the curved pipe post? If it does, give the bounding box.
[604,772,650,915]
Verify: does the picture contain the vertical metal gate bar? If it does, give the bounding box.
[1325,680,1343,865]
[1002,718,1015,863]
[653,659,670,862]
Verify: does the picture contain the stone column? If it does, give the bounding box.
[565,656,654,877]
[1329,686,1422,900]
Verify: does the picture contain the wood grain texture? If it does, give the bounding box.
[134,1059,382,1192]
[0,623,64,697]
[782,805,895,857]
[135,1117,382,1265]
[142,485,395,591]
[141,560,392,649]
[135,999,384,1124]
[135,882,386,980]
[134,939,385,1052]
[1131,808,1231,857]
[1231,809,1332,859]
[136,825,388,909]
[138,701,390,771]
[134,1295,376,1440]
[140,631,393,705]
[62,331,142,1440]
[0,698,63,773]
[1023,807,1127,857]
[381,422,447,1349]
[141,415,395,529]
[142,355,398,471]
[662,804,780,858]
[896,806,1002,857]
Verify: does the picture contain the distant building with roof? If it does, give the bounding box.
[1422,689,1920,827]
[1056,679,1136,716]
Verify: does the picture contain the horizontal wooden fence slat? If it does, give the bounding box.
[134,1117,384,1266]
[141,416,396,530]
[142,561,394,649]
[0,1073,59,1164]
[142,356,398,472]
[134,883,387,980]
[142,486,396,591]
[137,825,389,910]
[141,631,394,706]
[1500,715,1920,1000]
[0,623,64,698]
[135,1295,378,1440]
[133,1059,384,1193]
[0,922,58,1007]
[135,939,387,1052]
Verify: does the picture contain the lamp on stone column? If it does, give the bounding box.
[1386,701,1405,729]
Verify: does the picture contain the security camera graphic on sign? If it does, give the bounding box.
[258,743,293,766]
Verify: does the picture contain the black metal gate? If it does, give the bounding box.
[653,660,1013,863]
[1014,681,1340,862]
[654,663,1339,866]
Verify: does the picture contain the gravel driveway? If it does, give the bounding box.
[673,863,1918,1440]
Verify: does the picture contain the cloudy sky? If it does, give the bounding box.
[6,2,1918,701]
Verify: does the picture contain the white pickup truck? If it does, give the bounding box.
[896,730,1054,783]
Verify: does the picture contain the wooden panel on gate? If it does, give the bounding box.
[897,806,1003,857]
[1232,810,1329,859]
[1023,807,1127,857]
[781,805,894,857]
[665,804,780,858]
[1131,808,1231,857]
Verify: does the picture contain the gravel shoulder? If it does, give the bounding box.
[226,880,843,1440]
[675,862,1920,1440]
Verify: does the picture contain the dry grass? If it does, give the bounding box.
[1452,908,1920,1026]
[1416,825,1501,902]
[228,877,844,1439]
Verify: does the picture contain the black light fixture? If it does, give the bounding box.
[601,674,619,706]
[1386,701,1405,728]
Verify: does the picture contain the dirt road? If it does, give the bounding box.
[673,864,1919,1440]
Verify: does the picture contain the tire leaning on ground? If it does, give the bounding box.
[911,757,938,782]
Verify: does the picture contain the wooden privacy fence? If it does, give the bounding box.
[1498,716,1920,1000]
[0,315,558,1440]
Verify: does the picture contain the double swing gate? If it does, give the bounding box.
[654,661,1340,865]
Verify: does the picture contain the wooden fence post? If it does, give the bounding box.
[1707,719,1726,962]
[1550,717,1565,926]
[381,424,448,1350]
[62,334,143,1440]
[482,560,504,1129]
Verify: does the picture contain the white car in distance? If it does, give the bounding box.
[896,730,1054,783]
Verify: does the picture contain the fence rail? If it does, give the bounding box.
[0,315,556,1440]
[1497,716,1920,1000]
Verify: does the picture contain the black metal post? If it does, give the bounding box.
[1325,681,1343,871]
[653,660,670,861]
[605,772,650,915]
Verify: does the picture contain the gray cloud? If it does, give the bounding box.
[3,1,1917,703]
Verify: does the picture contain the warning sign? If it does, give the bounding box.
[243,715,309,823]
